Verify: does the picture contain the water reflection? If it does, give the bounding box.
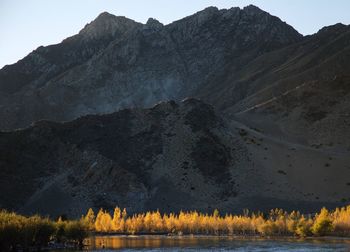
[88,235,221,249]
[83,235,350,251]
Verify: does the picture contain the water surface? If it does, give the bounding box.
[58,235,350,251]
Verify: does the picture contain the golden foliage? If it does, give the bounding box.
[84,205,350,237]
[332,206,350,236]
[83,208,95,231]
[95,208,113,232]
[311,207,333,236]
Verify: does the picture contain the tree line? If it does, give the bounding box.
[2,205,350,251]
[88,206,349,237]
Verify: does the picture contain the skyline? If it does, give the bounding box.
[1,0,350,68]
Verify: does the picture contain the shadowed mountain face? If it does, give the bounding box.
[0,99,242,216]
[1,5,350,216]
[1,99,350,217]
[220,23,350,147]
[0,5,301,130]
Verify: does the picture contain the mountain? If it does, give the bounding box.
[1,99,349,217]
[229,23,350,148]
[0,99,241,216]
[0,5,301,130]
[1,5,350,216]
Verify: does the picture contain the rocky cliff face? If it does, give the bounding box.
[0,5,301,130]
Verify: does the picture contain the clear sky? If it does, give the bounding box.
[1,0,349,69]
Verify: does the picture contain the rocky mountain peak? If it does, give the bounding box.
[168,6,220,28]
[96,11,116,19]
[199,6,219,14]
[316,23,348,35]
[79,11,141,40]
[145,18,163,30]
[242,4,264,15]
[192,6,220,24]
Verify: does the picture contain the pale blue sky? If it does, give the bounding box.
[1,0,349,68]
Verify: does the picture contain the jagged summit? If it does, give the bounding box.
[175,6,220,24]
[202,6,219,11]
[198,6,219,14]
[94,11,116,20]
[145,18,163,30]
[316,23,348,35]
[243,4,264,13]
[79,11,141,39]
[194,5,266,19]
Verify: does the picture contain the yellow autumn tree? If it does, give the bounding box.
[295,215,313,237]
[311,207,333,236]
[95,209,112,232]
[112,207,121,232]
[332,206,350,235]
[83,208,95,231]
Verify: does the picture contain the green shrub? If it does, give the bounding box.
[64,220,88,248]
[54,217,66,243]
[26,215,56,249]
[0,210,23,251]
[0,210,84,251]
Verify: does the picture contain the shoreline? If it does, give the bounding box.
[90,233,350,240]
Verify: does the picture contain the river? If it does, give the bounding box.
[53,235,350,251]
